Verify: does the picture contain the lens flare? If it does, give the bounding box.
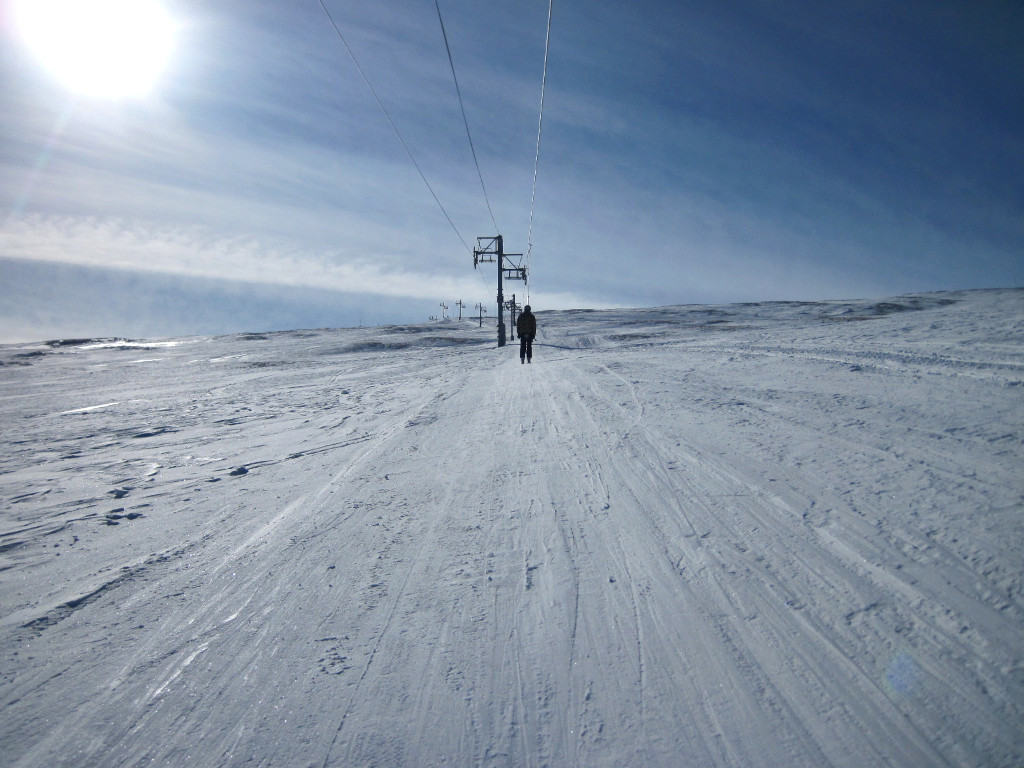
[885,651,920,696]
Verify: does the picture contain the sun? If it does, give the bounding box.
[15,0,175,99]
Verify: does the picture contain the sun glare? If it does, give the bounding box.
[15,0,175,99]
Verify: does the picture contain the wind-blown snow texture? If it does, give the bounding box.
[1,289,1022,767]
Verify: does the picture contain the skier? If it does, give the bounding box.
[516,304,536,364]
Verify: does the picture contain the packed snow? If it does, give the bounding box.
[1,289,1022,767]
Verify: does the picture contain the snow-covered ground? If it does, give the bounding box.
[1,289,1022,767]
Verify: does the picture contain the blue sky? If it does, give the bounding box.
[1,0,1022,341]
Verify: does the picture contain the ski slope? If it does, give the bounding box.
[1,289,1022,767]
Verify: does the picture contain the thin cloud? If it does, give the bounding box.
[0,213,483,297]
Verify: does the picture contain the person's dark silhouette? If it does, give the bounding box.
[517,305,536,363]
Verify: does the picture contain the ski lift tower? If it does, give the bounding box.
[473,235,527,347]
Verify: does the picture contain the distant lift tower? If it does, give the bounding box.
[473,235,527,347]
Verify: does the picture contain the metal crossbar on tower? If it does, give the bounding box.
[473,235,526,347]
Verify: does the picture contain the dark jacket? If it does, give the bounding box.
[516,310,537,339]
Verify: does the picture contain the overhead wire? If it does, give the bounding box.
[434,0,499,236]
[318,0,472,253]
[319,0,553,304]
[525,0,554,304]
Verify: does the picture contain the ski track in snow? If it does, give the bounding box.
[1,289,1022,767]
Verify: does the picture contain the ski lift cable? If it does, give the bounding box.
[318,0,472,253]
[525,0,554,304]
[434,0,499,235]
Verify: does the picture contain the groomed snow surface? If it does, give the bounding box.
[1,289,1022,767]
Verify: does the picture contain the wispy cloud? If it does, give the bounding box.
[1,213,470,296]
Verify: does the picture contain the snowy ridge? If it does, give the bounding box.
[1,289,1022,766]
